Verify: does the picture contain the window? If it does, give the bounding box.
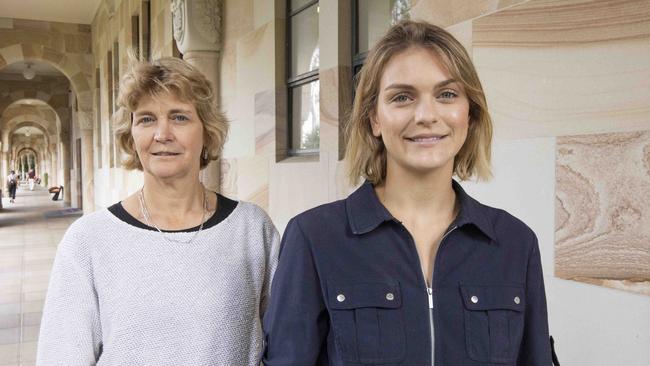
[132,15,140,59]
[353,0,411,78]
[140,1,151,61]
[287,0,319,156]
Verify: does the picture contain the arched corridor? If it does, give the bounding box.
[0,0,648,365]
[0,186,80,365]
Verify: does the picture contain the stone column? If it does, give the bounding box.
[60,135,72,205]
[39,151,44,176]
[0,136,6,185]
[80,128,95,213]
[172,0,223,192]
[50,143,58,186]
[0,151,6,187]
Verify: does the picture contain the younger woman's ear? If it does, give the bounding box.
[370,113,382,138]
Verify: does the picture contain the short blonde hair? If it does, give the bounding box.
[346,20,492,185]
[113,57,228,170]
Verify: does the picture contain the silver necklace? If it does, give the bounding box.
[138,187,207,244]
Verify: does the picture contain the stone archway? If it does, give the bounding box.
[1,106,65,202]
[0,44,94,211]
[9,122,53,183]
[0,44,92,108]
[13,146,40,183]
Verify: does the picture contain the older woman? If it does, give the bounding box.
[37,58,279,365]
[263,21,554,365]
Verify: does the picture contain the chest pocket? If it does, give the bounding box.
[327,281,405,364]
[461,284,525,364]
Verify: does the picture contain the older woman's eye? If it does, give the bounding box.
[172,114,190,122]
[137,116,154,125]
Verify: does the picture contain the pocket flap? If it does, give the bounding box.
[327,281,402,310]
[460,284,524,312]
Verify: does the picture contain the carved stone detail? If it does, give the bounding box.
[194,0,221,47]
[172,0,185,45]
[172,0,222,54]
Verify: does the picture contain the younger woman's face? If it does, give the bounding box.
[372,46,470,178]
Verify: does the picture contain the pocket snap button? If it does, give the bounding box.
[514,296,520,304]
[336,294,346,302]
[470,295,478,304]
[386,293,395,301]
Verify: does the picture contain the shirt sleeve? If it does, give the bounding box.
[36,224,102,366]
[518,235,553,366]
[262,217,329,365]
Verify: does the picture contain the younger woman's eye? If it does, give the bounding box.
[391,94,412,103]
[438,90,458,100]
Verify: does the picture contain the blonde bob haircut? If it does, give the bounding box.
[113,56,228,170]
[345,20,492,186]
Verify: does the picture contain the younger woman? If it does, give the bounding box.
[263,21,552,365]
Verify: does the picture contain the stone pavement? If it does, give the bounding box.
[0,185,81,366]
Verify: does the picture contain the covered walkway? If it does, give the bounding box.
[0,186,81,366]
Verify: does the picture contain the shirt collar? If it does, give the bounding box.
[345,180,497,243]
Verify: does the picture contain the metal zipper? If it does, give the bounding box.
[427,287,435,366]
[428,225,458,366]
[400,223,457,366]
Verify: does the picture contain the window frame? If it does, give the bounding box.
[286,0,320,157]
[351,0,369,77]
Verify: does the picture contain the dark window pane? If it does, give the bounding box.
[290,0,314,12]
[291,80,320,151]
[290,4,319,78]
[357,0,411,54]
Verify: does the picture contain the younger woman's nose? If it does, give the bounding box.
[414,97,439,126]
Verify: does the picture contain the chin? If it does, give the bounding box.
[146,167,191,180]
[404,159,455,176]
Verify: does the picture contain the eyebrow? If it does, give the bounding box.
[133,108,193,116]
[168,109,193,115]
[384,79,459,91]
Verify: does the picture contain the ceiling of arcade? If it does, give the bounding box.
[0,15,94,130]
[0,73,70,115]
[11,135,47,156]
[1,103,59,138]
[0,58,73,152]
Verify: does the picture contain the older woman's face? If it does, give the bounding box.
[371,46,470,177]
[131,93,204,181]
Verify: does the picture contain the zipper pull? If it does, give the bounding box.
[427,287,434,309]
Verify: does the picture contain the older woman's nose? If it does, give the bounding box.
[154,119,174,142]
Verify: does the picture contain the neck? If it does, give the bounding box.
[375,160,457,221]
[142,173,204,216]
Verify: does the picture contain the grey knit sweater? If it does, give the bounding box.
[36,200,280,366]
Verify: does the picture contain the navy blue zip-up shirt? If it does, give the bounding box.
[263,180,552,365]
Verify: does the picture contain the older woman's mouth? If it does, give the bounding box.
[151,151,181,156]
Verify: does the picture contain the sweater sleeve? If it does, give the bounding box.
[36,222,102,366]
[260,213,281,316]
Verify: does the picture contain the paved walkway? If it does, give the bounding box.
[0,185,81,366]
